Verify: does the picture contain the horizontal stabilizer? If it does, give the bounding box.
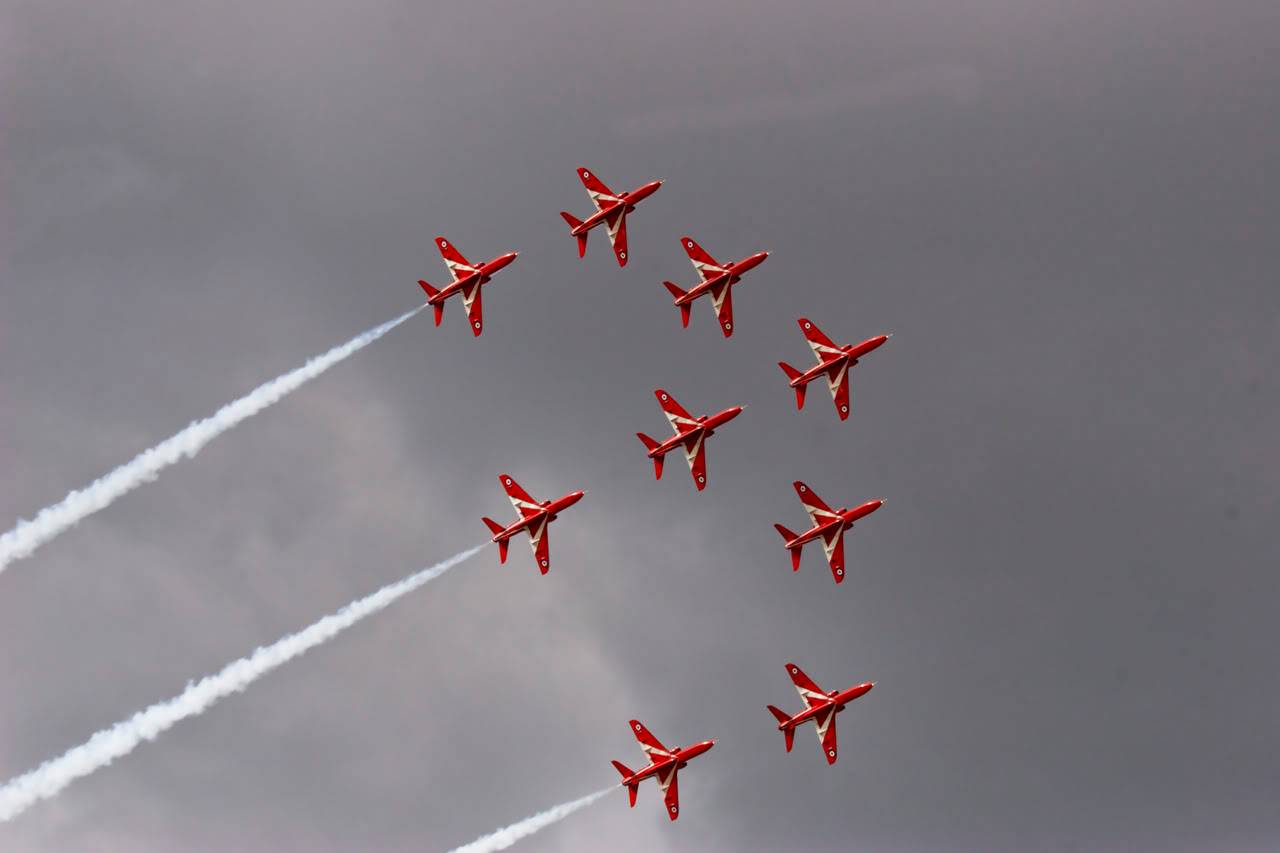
[774,524,802,571]
[663,282,691,327]
[636,434,665,479]
[418,281,443,325]
[779,362,806,408]
[560,212,588,257]
[482,517,508,564]
[767,706,796,752]
[612,759,635,780]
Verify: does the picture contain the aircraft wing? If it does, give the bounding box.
[436,237,477,282]
[825,360,850,420]
[577,167,620,211]
[655,389,698,434]
[528,516,550,574]
[658,765,681,821]
[787,663,828,708]
[605,208,629,266]
[682,432,707,490]
[499,474,543,518]
[629,720,674,764]
[709,281,734,337]
[799,317,843,362]
[821,526,846,582]
[680,236,725,281]
[461,280,483,336]
[814,706,839,764]
[794,481,839,528]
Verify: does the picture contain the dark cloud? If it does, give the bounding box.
[2,1,1277,849]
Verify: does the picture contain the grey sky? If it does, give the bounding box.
[2,1,1278,850]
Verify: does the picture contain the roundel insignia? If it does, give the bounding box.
[724,322,732,330]
[474,321,482,329]
[799,485,806,492]
[505,478,512,486]
[541,559,548,567]
[440,239,448,247]
[686,240,693,248]
[836,568,844,577]
[697,476,705,483]
[619,251,626,260]
[670,805,678,814]
[841,405,848,413]
[791,667,798,674]
[828,749,836,757]
[583,170,591,177]
[635,723,642,731]
[804,321,811,329]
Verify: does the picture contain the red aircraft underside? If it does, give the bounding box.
[481,474,585,574]
[662,236,770,338]
[417,237,519,337]
[559,167,663,267]
[779,317,890,420]
[636,388,745,491]
[773,480,884,583]
[766,663,874,765]
[611,720,715,821]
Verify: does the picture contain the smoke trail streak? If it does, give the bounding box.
[0,304,426,575]
[449,787,616,853]
[0,543,483,823]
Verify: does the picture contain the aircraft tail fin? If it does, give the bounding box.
[612,760,635,780]
[778,362,807,409]
[663,282,691,327]
[636,433,665,479]
[774,524,803,570]
[418,281,445,326]
[560,212,588,257]
[482,518,508,563]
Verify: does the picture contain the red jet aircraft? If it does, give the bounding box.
[662,237,770,337]
[779,318,890,420]
[766,663,874,765]
[636,389,745,491]
[773,481,884,583]
[559,167,663,267]
[611,720,715,821]
[481,474,585,575]
[417,237,518,336]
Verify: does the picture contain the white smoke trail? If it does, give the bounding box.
[449,787,616,853]
[0,543,483,823]
[0,304,426,575]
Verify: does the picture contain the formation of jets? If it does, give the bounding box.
[413,167,887,821]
